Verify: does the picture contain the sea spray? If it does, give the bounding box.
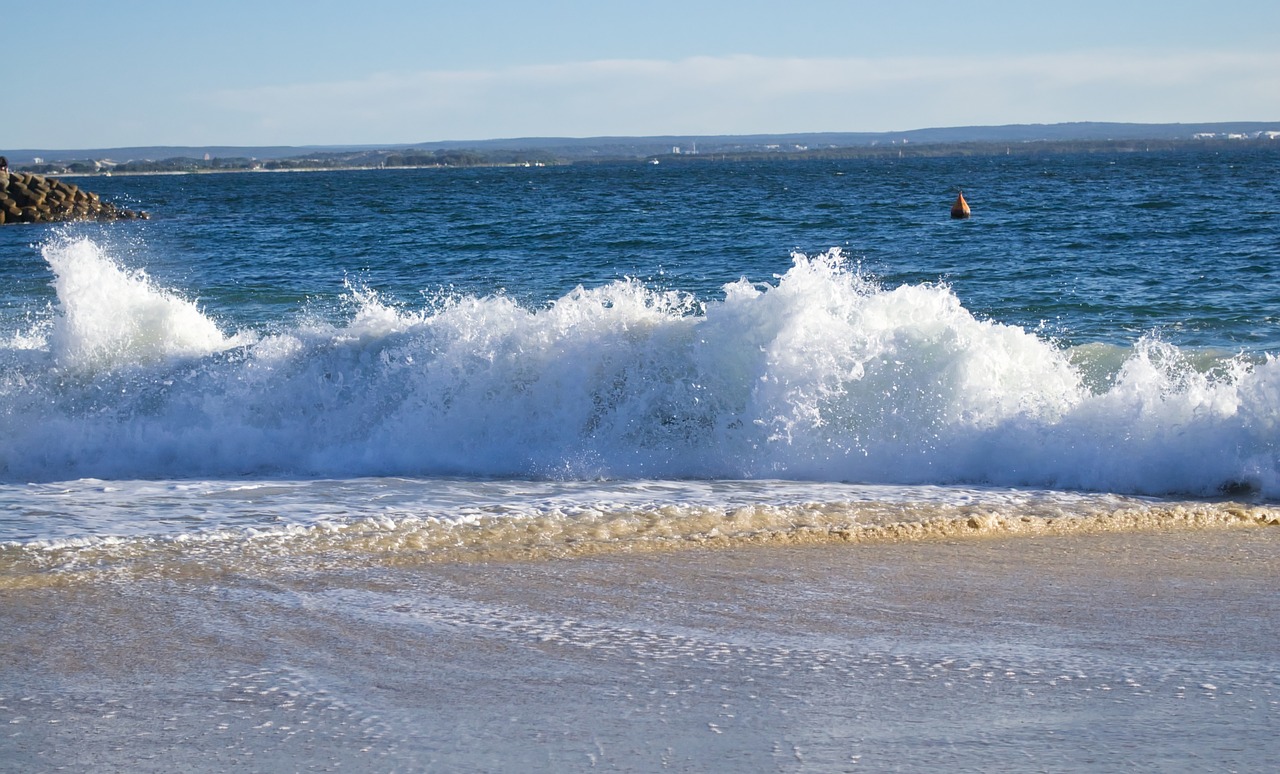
[725,252,1082,475]
[44,235,242,369]
[0,237,1277,496]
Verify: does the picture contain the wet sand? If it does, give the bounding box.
[3,525,1278,772]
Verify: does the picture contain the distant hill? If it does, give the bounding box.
[408,121,1280,156]
[6,122,1277,168]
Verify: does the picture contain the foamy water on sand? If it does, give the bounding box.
[4,528,1276,772]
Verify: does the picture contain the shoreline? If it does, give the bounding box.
[3,498,1276,590]
[47,163,529,179]
[24,136,1280,180]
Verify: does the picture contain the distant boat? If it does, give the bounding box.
[951,191,970,219]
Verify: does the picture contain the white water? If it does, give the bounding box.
[1,235,1277,497]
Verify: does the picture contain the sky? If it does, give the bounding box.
[6,0,1280,150]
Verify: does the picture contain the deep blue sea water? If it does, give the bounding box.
[4,147,1280,773]
[11,149,1280,347]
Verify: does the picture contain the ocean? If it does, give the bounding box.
[2,148,1278,771]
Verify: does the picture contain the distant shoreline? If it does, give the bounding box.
[52,164,461,179]
[29,136,1280,179]
[10,120,1280,162]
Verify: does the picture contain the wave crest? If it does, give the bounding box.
[43,236,242,369]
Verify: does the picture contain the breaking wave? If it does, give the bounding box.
[2,234,1278,498]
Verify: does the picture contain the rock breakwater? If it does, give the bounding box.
[0,171,147,225]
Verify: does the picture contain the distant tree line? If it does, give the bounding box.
[383,149,558,167]
[649,137,1280,163]
[18,148,564,175]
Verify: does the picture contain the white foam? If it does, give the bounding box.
[0,239,1278,498]
[42,236,245,369]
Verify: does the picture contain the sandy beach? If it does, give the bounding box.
[3,523,1276,772]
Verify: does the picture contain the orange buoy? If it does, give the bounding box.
[950,191,970,219]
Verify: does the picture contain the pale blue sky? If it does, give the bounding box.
[7,0,1279,149]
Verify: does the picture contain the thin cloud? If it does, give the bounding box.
[203,50,1280,144]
